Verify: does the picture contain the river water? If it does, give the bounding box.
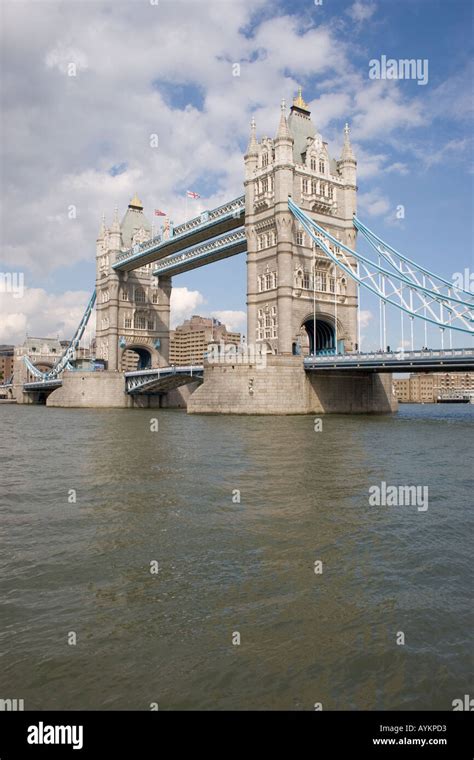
[0,404,472,710]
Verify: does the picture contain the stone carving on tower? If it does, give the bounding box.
[244,88,358,356]
[95,194,171,371]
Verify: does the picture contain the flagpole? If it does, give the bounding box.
[185,193,188,222]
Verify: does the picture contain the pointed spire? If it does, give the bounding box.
[341,122,355,160]
[275,99,291,141]
[246,116,258,156]
[97,212,106,241]
[111,206,120,232]
[129,193,143,210]
[293,86,309,111]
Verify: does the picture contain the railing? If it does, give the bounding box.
[153,230,246,273]
[304,347,474,368]
[115,195,245,264]
[125,365,204,393]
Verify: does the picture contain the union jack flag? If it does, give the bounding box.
[186,190,200,199]
[154,209,166,216]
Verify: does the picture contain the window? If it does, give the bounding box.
[262,177,268,193]
[147,319,155,331]
[311,179,317,194]
[315,273,327,291]
[310,157,316,171]
[134,315,146,329]
[319,160,325,173]
[328,185,334,199]
[265,273,272,290]
[296,231,304,246]
[122,290,129,301]
[262,152,268,168]
[152,292,158,304]
[302,178,309,194]
[124,316,132,329]
[320,183,326,197]
[303,271,310,289]
[329,277,335,293]
[135,288,146,303]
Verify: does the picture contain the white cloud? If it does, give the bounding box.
[359,309,373,328]
[45,43,88,74]
[0,0,468,348]
[348,1,377,23]
[0,288,90,345]
[211,310,246,334]
[170,287,205,328]
[358,188,391,217]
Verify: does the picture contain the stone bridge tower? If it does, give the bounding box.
[95,195,171,371]
[244,89,358,357]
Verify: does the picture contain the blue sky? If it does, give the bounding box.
[0,0,472,349]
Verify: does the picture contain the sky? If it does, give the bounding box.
[0,0,473,350]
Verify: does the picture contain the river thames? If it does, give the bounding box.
[0,404,472,710]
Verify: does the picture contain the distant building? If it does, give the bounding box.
[169,315,241,366]
[394,372,474,403]
[0,345,14,382]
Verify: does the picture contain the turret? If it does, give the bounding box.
[274,100,293,167]
[339,123,357,186]
[244,117,258,179]
[108,207,122,252]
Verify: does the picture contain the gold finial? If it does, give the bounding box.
[129,192,143,209]
[293,86,309,110]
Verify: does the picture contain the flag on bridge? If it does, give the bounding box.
[154,209,166,216]
[186,190,200,199]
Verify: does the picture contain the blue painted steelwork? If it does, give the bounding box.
[152,230,246,277]
[23,378,63,390]
[288,199,473,335]
[114,196,245,272]
[353,216,473,298]
[304,348,474,373]
[23,291,96,382]
[125,365,204,394]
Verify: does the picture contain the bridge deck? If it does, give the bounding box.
[114,197,244,272]
[125,365,204,394]
[153,231,246,277]
[304,348,474,373]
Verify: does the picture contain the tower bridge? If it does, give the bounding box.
[8,88,474,413]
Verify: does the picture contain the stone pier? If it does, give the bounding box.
[187,356,397,415]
